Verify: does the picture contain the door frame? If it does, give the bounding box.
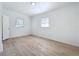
[2,15,10,40]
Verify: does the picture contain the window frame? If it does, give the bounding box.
[40,17,49,28]
[15,18,24,28]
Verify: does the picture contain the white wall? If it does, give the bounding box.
[0,3,3,53]
[32,3,79,47]
[3,8,31,38]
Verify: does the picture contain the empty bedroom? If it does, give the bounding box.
[0,2,79,56]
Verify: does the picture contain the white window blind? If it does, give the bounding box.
[41,17,49,27]
[16,18,24,28]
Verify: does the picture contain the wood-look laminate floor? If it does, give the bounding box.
[0,35,79,56]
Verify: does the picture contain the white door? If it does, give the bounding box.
[3,15,10,40]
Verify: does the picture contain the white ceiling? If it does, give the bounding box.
[2,2,72,16]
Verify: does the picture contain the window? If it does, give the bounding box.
[16,18,24,28]
[41,17,49,27]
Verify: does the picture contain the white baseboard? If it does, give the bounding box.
[32,34,79,48]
